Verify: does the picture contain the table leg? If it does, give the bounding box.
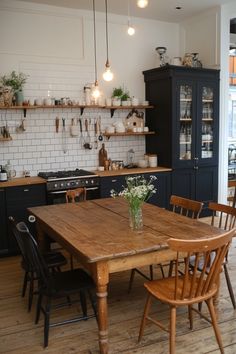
[36,223,50,252]
[92,262,109,354]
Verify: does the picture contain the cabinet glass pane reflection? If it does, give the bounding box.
[179,85,192,160]
[201,86,214,159]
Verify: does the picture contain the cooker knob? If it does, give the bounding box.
[54,183,58,188]
[91,179,94,184]
[85,180,88,184]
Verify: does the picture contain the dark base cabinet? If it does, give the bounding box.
[0,189,8,256]
[172,166,218,216]
[5,184,47,255]
[100,172,171,209]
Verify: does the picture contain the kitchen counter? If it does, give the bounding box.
[0,176,46,188]
[95,166,172,177]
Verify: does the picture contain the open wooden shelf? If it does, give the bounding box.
[0,137,12,142]
[103,131,155,138]
[0,104,154,118]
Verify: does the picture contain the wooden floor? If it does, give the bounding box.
[1,243,236,353]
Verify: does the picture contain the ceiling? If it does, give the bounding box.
[13,0,232,23]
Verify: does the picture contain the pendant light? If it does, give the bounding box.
[127,0,135,36]
[91,0,101,101]
[102,0,114,82]
[137,0,148,8]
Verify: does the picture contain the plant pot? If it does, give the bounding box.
[15,90,24,105]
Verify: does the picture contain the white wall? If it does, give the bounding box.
[179,7,220,69]
[0,0,179,176]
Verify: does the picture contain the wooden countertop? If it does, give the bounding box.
[94,166,172,177]
[0,176,46,188]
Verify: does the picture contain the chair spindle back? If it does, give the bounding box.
[170,195,203,219]
[169,229,235,301]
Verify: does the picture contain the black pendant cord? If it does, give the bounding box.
[105,0,109,64]
[93,0,98,83]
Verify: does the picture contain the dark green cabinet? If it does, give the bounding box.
[100,172,171,209]
[143,66,220,214]
[5,184,47,255]
[0,189,8,256]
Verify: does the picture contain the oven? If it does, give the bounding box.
[38,169,100,205]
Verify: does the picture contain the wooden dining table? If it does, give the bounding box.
[28,198,223,354]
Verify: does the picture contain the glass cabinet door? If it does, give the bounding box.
[201,86,214,159]
[179,84,193,161]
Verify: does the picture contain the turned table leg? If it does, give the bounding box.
[92,261,109,354]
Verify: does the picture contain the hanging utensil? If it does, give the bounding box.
[55,116,59,133]
[98,116,103,141]
[62,118,67,153]
[84,118,92,149]
[94,118,98,149]
[78,118,84,147]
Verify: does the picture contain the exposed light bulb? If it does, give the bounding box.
[103,61,114,82]
[127,23,135,36]
[137,0,148,8]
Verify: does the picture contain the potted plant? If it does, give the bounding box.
[0,71,28,105]
[121,91,130,106]
[111,87,123,106]
[111,87,130,106]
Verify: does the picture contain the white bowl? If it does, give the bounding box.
[106,126,115,134]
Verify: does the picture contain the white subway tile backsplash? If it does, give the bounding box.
[1,67,146,176]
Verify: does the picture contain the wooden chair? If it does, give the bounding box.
[227,180,236,208]
[16,221,97,348]
[168,195,204,276]
[138,229,235,354]
[128,195,204,292]
[204,202,236,308]
[65,187,87,203]
[9,216,67,312]
[65,187,86,269]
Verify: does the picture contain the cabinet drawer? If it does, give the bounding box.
[100,176,126,198]
[5,184,46,206]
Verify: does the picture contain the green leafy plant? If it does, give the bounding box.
[112,86,130,101]
[112,86,123,98]
[0,71,28,92]
[121,92,130,101]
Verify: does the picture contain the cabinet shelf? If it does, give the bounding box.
[180,118,192,121]
[180,98,192,102]
[202,118,213,121]
[0,104,154,118]
[180,141,191,144]
[104,131,155,138]
[202,99,213,103]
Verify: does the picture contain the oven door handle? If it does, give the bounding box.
[48,190,67,195]
[48,186,99,194]
[85,187,99,191]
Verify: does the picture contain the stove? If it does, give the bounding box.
[38,169,99,193]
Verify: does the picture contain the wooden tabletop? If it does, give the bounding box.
[28,198,222,264]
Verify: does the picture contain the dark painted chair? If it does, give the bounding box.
[9,216,67,311]
[15,221,97,347]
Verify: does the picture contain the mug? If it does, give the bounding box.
[9,169,16,179]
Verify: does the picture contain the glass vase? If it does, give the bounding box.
[129,204,143,231]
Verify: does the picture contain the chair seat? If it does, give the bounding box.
[21,251,67,272]
[144,276,217,306]
[42,268,95,297]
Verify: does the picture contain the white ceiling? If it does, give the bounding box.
[13,0,232,23]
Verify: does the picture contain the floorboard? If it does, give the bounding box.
[1,239,236,353]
